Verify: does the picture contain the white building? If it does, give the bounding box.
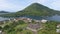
[13,18,18,22]
[56,29,60,33]
[57,24,60,28]
[0,30,2,34]
[27,18,32,23]
[41,19,48,23]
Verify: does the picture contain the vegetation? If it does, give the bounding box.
[0,20,60,34]
[38,21,59,34]
[1,20,28,34]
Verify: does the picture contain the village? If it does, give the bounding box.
[0,17,60,34]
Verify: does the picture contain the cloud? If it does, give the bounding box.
[28,0,48,4]
[35,0,60,10]
[48,0,60,10]
[0,0,23,12]
[0,0,60,12]
[0,0,51,12]
[52,1,60,7]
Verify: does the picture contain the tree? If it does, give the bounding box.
[32,20,36,24]
[8,28,15,33]
[3,25,10,30]
[26,31,32,34]
[18,20,25,24]
[0,26,2,30]
[17,28,23,32]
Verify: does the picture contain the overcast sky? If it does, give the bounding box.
[0,0,60,12]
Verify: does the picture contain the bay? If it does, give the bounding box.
[0,15,60,22]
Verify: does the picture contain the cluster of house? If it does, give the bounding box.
[13,17,48,33]
[0,17,48,23]
[0,17,48,34]
[11,17,48,23]
[26,19,47,31]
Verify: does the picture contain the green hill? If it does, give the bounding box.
[1,3,60,17]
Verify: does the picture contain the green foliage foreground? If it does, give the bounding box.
[0,20,60,34]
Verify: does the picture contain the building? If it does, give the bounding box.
[15,17,32,23]
[27,18,32,23]
[56,29,60,33]
[41,19,48,23]
[13,18,18,22]
[57,24,60,28]
[0,30,2,34]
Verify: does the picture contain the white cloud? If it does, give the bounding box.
[29,0,47,4]
[0,0,60,12]
[51,0,60,7]
[0,0,22,12]
[35,0,60,10]
[39,0,48,3]
[49,0,60,10]
[0,0,51,12]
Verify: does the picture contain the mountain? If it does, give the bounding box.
[15,3,60,16]
[1,3,60,17]
[0,11,10,15]
[0,11,9,13]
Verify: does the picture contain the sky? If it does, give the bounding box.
[0,0,60,12]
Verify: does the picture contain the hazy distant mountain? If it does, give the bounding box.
[1,3,60,17]
[0,11,9,13]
